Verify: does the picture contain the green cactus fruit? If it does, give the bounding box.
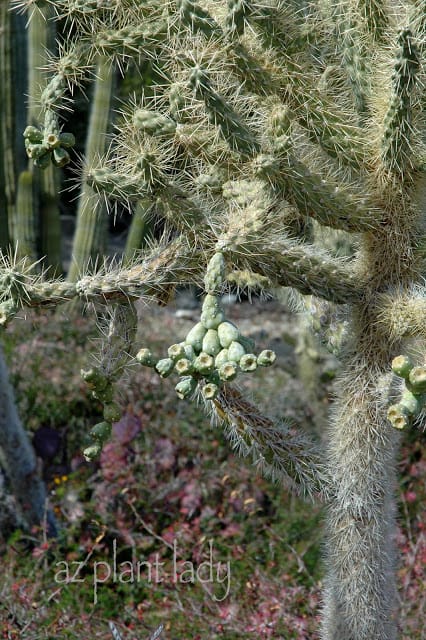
[218,361,238,381]
[182,343,196,360]
[93,386,114,404]
[89,421,112,443]
[398,389,424,414]
[34,153,51,169]
[239,353,258,372]
[83,443,103,461]
[228,340,246,362]
[23,126,43,143]
[45,133,61,149]
[200,304,225,329]
[81,367,108,390]
[387,404,411,429]
[202,382,219,400]
[185,322,207,352]
[175,358,193,375]
[257,349,277,366]
[202,329,221,356]
[217,321,240,348]
[168,343,187,361]
[204,252,225,293]
[103,403,122,423]
[155,358,175,378]
[391,354,413,379]
[194,352,215,375]
[175,376,197,399]
[59,132,76,148]
[215,348,229,368]
[136,348,155,367]
[408,366,426,393]
[26,143,49,159]
[52,147,70,167]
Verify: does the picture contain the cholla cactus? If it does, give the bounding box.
[2,0,426,638]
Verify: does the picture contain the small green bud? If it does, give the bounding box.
[194,352,215,375]
[175,376,197,399]
[257,349,276,366]
[155,358,175,378]
[218,361,238,381]
[239,353,257,372]
[89,421,112,443]
[136,348,155,367]
[408,366,426,393]
[202,382,219,400]
[391,355,413,379]
[185,322,207,352]
[217,321,240,348]
[83,443,103,461]
[103,403,122,423]
[175,358,193,375]
[228,340,246,362]
[168,343,187,361]
[202,329,221,356]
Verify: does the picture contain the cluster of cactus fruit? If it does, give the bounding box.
[23,124,75,169]
[387,355,426,430]
[136,252,276,400]
[80,367,122,461]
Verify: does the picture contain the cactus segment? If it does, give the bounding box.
[200,294,225,329]
[204,252,225,293]
[133,109,177,136]
[83,442,103,461]
[215,348,230,369]
[226,0,252,37]
[89,421,112,443]
[177,0,221,39]
[103,402,122,423]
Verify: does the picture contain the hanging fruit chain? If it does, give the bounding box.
[136,252,276,401]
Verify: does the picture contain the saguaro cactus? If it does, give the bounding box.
[3,1,426,638]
